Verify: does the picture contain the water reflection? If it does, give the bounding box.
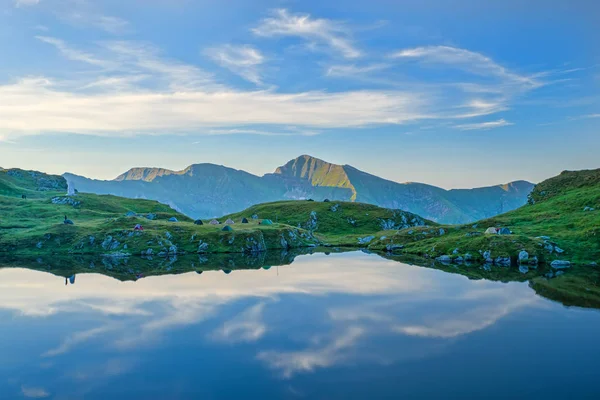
[0,252,599,399]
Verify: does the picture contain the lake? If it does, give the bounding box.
[1,251,599,399]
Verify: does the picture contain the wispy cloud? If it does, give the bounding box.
[15,0,39,7]
[206,45,265,85]
[59,11,131,35]
[326,63,390,77]
[36,36,112,67]
[454,118,513,131]
[390,45,539,88]
[21,385,50,399]
[253,9,361,59]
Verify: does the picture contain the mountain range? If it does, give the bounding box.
[64,155,534,224]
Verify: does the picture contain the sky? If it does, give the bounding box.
[0,0,598,188]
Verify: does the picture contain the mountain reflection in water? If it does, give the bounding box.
[0,251,599,399]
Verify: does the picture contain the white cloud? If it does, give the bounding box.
[211,302,267,343]
[326,63,390,77]
[206,45,265,85]
[454,118,513,131]
[15,0,39,7]
[257,326,364,378]
[253,9,361,59]
[5,36,550,139]
[21,386,50,399]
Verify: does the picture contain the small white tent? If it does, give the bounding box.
[485,227,498,234]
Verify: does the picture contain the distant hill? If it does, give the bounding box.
[65,155,534,224]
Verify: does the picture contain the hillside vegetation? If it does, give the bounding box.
[0,170,320,256]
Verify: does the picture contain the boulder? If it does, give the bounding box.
[358,236,375,245]
[554,246,565,254]
[551,260,571,269]
[518,250,529,263]
[494,256,511,267]
[439,228,445,236]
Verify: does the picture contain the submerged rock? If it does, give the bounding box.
[436,255,452,263]
[551,260,571,269]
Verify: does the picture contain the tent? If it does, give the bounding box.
[222,225,233,232]
[168,217,178,222]
[194,219,204,225]
[210,219,220,225]
[64,217,74,225]
[323,198,331,202]
[225,218,235,224]
[260,219,273,225]
[262,265,272,270]
[134,224,144,231]
[485,227,498,234]
[222,269,232,275]
[498,227,512,235]
[241,218,249,224]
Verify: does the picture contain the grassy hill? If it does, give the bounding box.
[350,169,600,268]
[0,170,320,256]
[221,199,432,239]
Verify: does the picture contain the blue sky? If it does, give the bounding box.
[0,0,598,188]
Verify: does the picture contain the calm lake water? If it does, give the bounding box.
[1,251,599,399]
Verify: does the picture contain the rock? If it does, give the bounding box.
[145,213,156,220]
[330,204,340,212]
[89,236,95,245]
[385,244,403,252]
[551,260,571,269]
[197,241,209,253]
[408,230,414,235]
[589,262,598,267]
[452,248,459,255]
[554,246,565,254]
[518,250,529,263]
[537,236,551,240]
[464,253,473,262]
[36,241,43,249]
[439,228,445,236]
[52,197,81,207]
[347,217,357,227]
[168,245,178,254]
[252,214,258,220]
[494,256,511,267]
[483,250,492,263]
[125,211,136,217]
[544,243,554,253]
[583,206,595,211]
[165,231,172,240]
[380,219,396,230]
[555,270,565,277]
[454,256,464,263]
[358,236,375,245]
[436,255,452,263]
